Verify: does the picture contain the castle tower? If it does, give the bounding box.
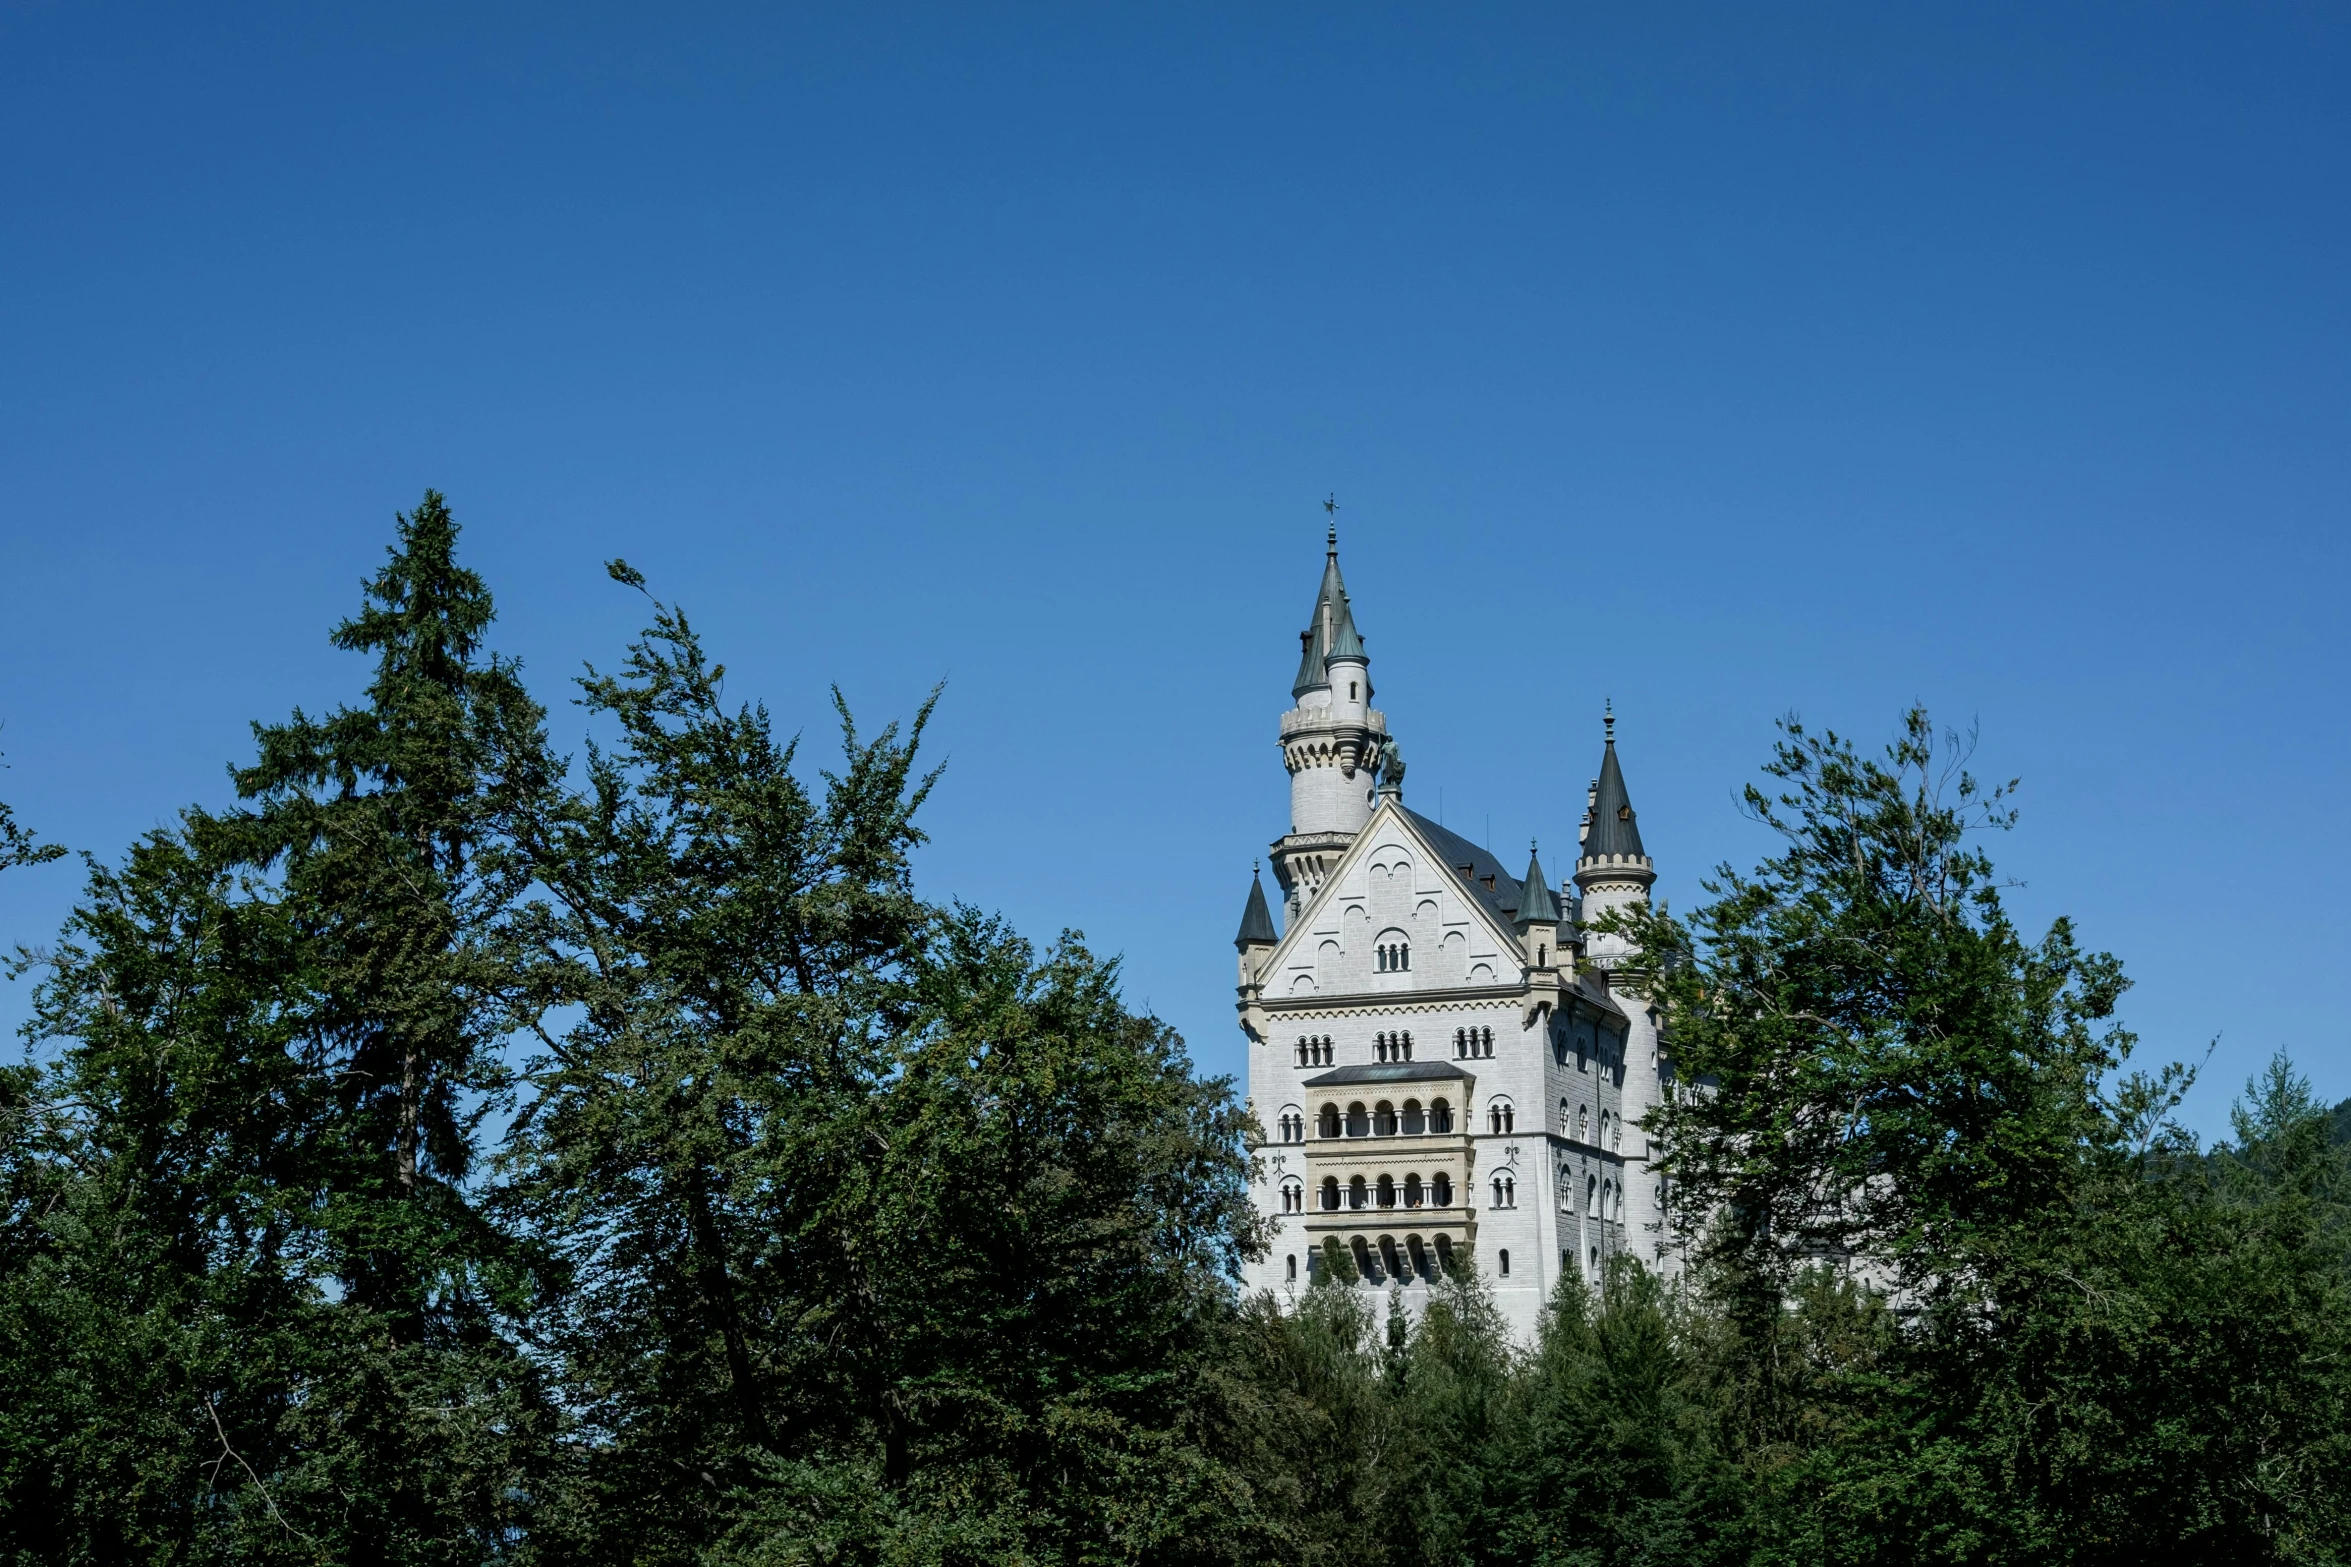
[1269,522,1390,918]
[1572,706,1673,1270]
[1573,705,1654,970]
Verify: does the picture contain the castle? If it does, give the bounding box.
[1233,525,1672,1343]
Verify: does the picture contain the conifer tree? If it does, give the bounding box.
[0,494,556,1562]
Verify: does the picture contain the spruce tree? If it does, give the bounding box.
[1,494,557,1562]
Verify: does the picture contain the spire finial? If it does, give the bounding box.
[1323,493,1339,556]
[1604,698,1615,743]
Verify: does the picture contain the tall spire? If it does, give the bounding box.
[1578,702,1651,872]
[1291,506,1366,694]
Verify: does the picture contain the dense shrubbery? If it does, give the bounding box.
[1,496,2345,1565]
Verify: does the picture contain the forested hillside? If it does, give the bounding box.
[2,496,2345,1566]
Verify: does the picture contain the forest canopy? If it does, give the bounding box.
[1,494,2345,1567]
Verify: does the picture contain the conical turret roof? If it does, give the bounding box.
[1234,867,1279,948]
[1290,527,1366,695]
[1515,845,1559,924]
[1580,713,1647,863]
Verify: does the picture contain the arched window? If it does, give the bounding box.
[1429,1098,1453,1134]
[1351,1236,1375,1282]
[1378,1236,1405,1280]
[1404,1172,1424,1207]
[1612,1114,1623,1153]
[1498,1248,1511,1278]
[1578,1104,1589,1143]
[1586,1174,1599,1218]
[1613,1182,1624,1223]
[1345,1102,1369,1137]
[1435,1234,1455,1275]
[1348,1175,1368,1210]
[1485,1027,1495,1058]
[1373,1100,1397,1136]
[1318,1104,1341,1139]
[1432,1172,1454,1207]
[1286,1254,1298,1283]
[1376,1174,1396,1208]
[1599,1110,1612,1150]
[1492,1174,1515,1208]
[1454,1027,1467,1059]
[1402,1098,1425,1135]
[1486,1100,1515,1135]
[1603,1180,1615,1224]
[1321,1177,1340,1211]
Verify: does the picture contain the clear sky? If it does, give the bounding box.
[4,4,2346,1137]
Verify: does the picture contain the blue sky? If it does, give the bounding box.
[3,4,2346,1137]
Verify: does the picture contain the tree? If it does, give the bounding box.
[505,569,1266,1562]
[1608,710,2351,1565]
[0,494,557,1563]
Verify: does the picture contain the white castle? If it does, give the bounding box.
[1234,524,1672,1343]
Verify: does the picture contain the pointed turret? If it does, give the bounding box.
[1583,719,1646,863]
[1514,845,1559,925]
[1234,866,1279,949]
[1575,704,1656,969]
[1290,523,1366,694]
[1271,510,1388,917]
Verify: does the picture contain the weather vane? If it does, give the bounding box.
[1323,493,1339,551]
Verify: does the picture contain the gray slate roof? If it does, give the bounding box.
[1515,847,1559,924]
[1235,870,1279,948]
[1301,1061,1473,1088]
[1581,730,1647,862]
[1402,808,1525,929]
[1290,538,1366,696]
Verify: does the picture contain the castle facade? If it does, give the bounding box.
[1233,527,1672,1343]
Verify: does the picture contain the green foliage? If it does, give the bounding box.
[4,517,2347,1567]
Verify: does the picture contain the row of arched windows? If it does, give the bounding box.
[1560,1169,1624,1223]
[1454,1026,1493,1059]
[1314,1171,1457,1211]
[1297,1249,1514,1287]
[1294,1034,1333,1067]
[1556,1100,1618,1151]
[1491,1174,1516,1208]
[1317,1097,1453,1138]
[1375,941,1411,972]
[1316,1232,1451,1286]
[1488,1101,1515,1134]
[1276,1110,1305,1143]
[1374,1030,1413,1062]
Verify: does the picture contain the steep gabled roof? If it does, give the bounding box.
[1401,808,1525,930]
[1260,799,1527,982]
